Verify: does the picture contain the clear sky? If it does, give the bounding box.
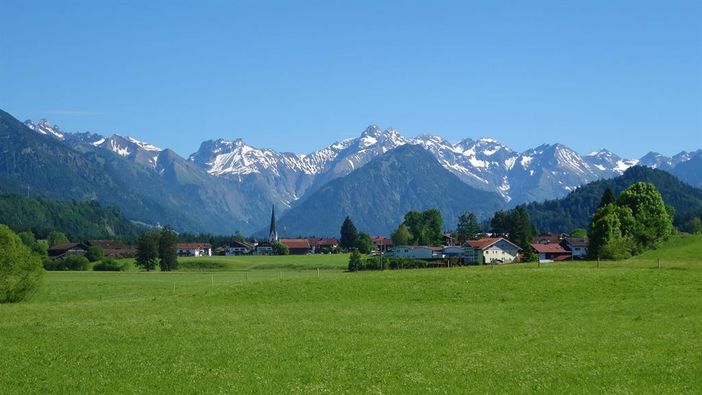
[1,0,701,158]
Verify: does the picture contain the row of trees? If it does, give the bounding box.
[135,226,179,271]
[589,183,674,259]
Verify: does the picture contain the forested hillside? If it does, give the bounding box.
[524,166,702,232]
[0,194,143,241]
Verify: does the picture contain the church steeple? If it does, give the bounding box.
[268,205,278,242]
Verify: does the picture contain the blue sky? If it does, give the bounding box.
[1,0,700,158]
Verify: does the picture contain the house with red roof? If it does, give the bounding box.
[280,238,311,255]
[465,237,521,264]
[531,243,572,263]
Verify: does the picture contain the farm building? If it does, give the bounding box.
[280,238,311,255]
[465,238,521,264]
[372,236,393,253]
[85,240,135,258]
[388,246,443,259]
[442,246,465,257]
[176,243,212,257]
[48,243,89,260]
[308,238,339,253]
[255,242,274,255]
[531,243,572,263]
[225,240,255,256]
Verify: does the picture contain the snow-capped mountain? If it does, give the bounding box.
[22,118,701,208]
[24,120,162,168]
[189,125,666,205]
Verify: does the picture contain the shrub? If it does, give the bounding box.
[44,255,90,271]
[93,257,125,272]
[0,225,43,303]
[85,246,104,262]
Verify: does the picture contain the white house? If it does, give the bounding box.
[388,246,442,259]
[562,237,589,259]
[225,240,255,256]
[176,243,212,257]
[465,238,520,264]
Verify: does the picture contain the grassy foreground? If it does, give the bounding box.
[1,237,701,393]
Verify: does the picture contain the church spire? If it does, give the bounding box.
[268,205,278,242]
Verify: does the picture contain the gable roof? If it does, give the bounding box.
[177,243,212,249]
[531,243,570,254]
[229,240,254,250]
[48,243,88,252]
[308,238,339,247]
[563,237,589,248]
[467,237,517,250]
[86,240,130,250]
[280,238,311,249]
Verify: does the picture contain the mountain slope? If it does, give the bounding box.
[276,144,505,236]
[524,166,702,232]
[2,110,274,234]
[0,194,143,242]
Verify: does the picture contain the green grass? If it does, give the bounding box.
[116,253,349,272]
[1,239,701,393]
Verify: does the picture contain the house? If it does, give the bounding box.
[176,243,212,257]
[308,238,339,253]
[443,233,458,246]
[561,237,589,259]
[85,240,135,258]
[531,243,572,263]
[280,238,311,255]
[465,238,521,264]
[371,236,393,253]
[48,243,89,260]
[255,241,274,255]
[388,246,443,260]
[225,240,255,256]
[442,246,465,257]
[533,233,566,245]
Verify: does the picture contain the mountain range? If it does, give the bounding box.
[2,108,699,236]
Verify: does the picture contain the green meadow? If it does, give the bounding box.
[1,236,701,393]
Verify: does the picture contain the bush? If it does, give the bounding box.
[44,255,90,271]
[0,225,43,303]
[85,246,104,262]
[93,257,125,272]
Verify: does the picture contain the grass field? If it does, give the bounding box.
[1,236,701,393]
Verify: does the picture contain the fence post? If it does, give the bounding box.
[658,258,661,269]
[317,268,320,278]
[597,256,600,269]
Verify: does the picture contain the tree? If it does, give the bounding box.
[135,231,159,271]
[402,209,444,245]
[339,217,358,251]
[617,182,674,249]
[598,187,616,209]
[272,241,289,255]
[158,226,178,271]
[0,225,43,303]
[684,217,702,234]
[508,206,536,252]
[456,212,480,243]
[588,203,636,259]
[47,230,69,247]
[348,248,362,272]
[391,224,411,246]
[490,210,510,235]
[85,246,104,262]
[17,231,47,257]
[570,228,588,238]
[354,232,375,254]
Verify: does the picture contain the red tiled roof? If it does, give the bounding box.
[467,238,502,250]
[177,243,212,249]
[372,236,393,246]
[308,238,338,247]
[531,243,569,254]
[280,239,311,249]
